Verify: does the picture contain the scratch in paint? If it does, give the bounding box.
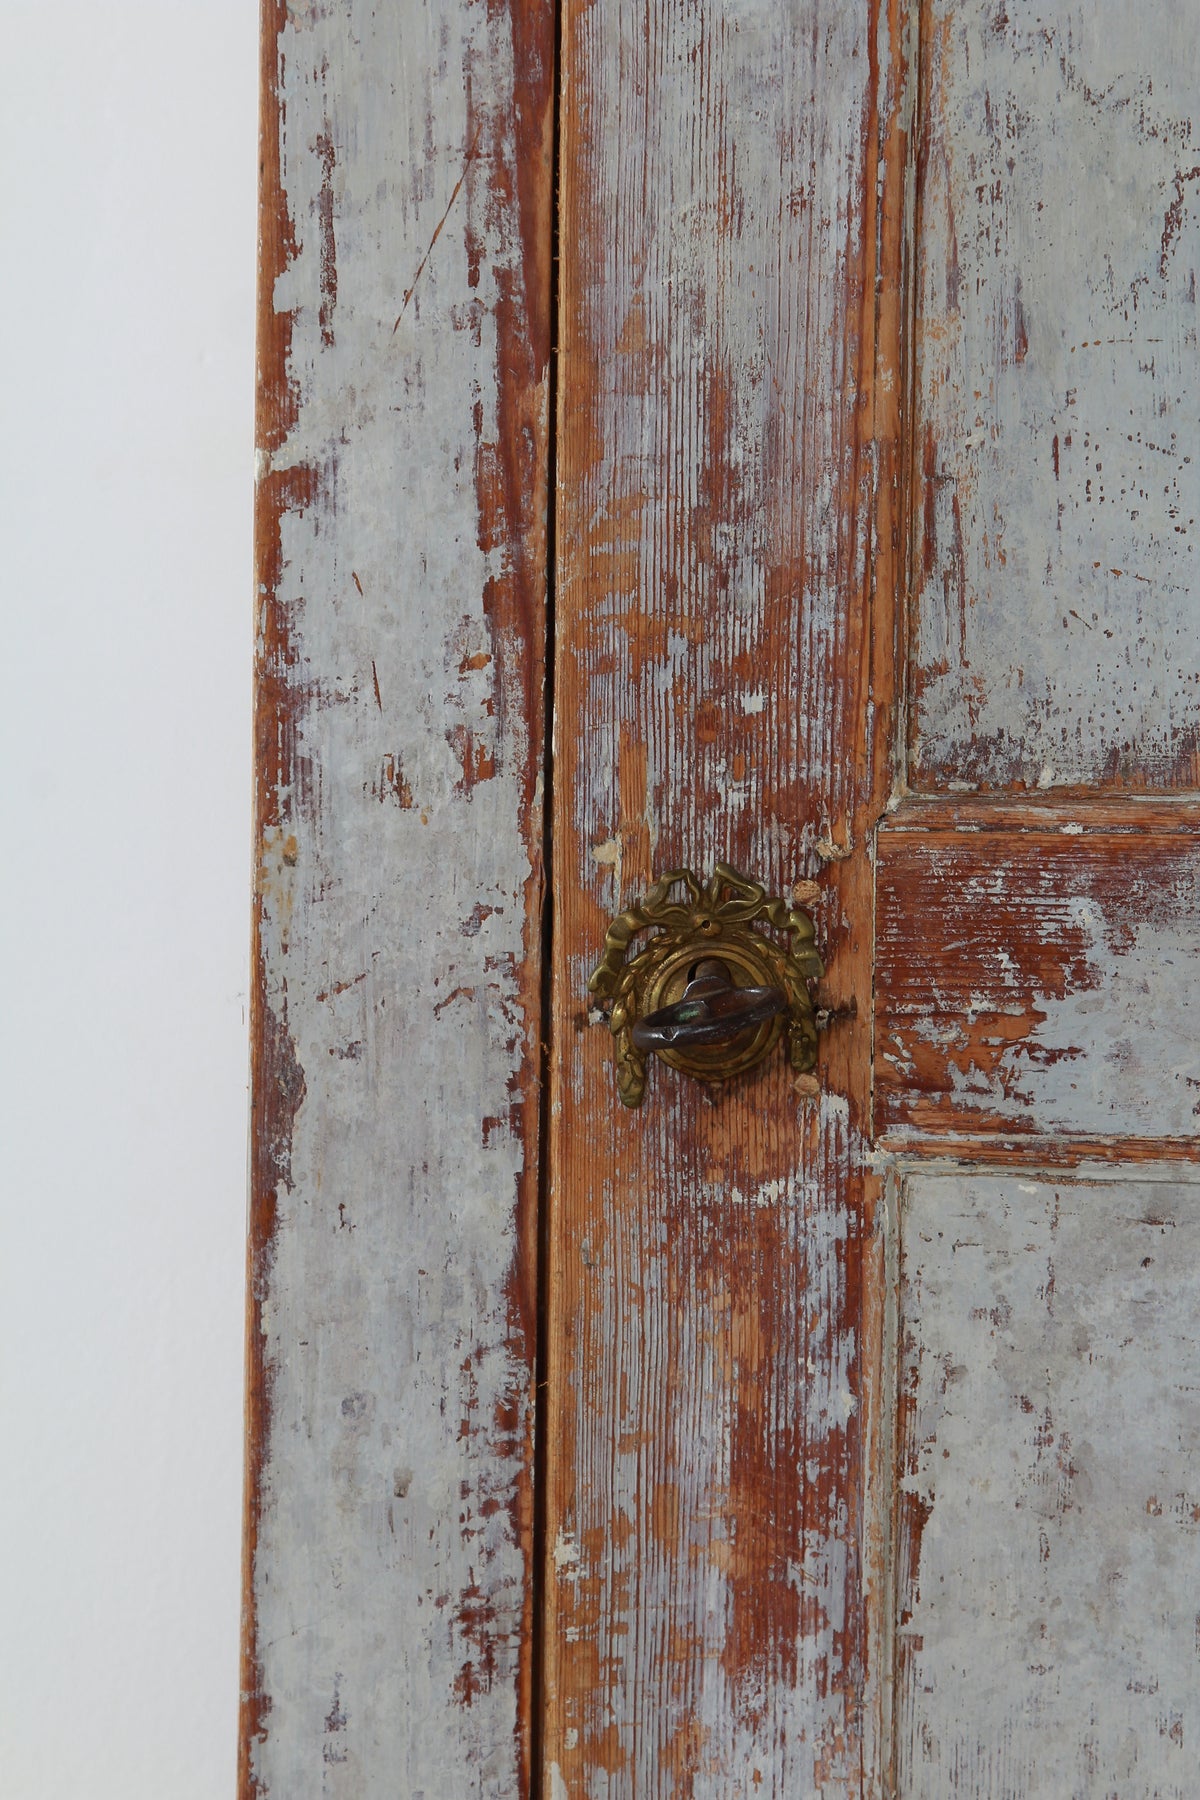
[393,127,484,329]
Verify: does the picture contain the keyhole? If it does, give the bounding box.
[688,957,731,986]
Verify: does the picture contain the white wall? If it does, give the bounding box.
[0,6,257,1794]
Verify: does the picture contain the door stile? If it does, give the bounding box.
[542,0,912,1789]
[242,0,555,1792]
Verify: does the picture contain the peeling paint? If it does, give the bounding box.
[243,0,551,1792]
[245,0,1197,1792]
[542,0,909,1783]
[876,817,1200,1145]
[911,0,1200,790]
[896,1169,1200,1796]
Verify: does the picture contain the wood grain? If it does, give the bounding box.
[243,0,1200,1789]
[894,1168,1200,1797]
[910,0,1200,790]
[875,812,1200,1146]
[878,7,1200,1793]
[243,1,552,1792]
[543,0,910,1788]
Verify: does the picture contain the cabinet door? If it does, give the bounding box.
[244,0,1199,1794]
[877,4,1200,1791]
[242,0,553,1791]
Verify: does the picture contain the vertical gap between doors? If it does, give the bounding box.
[529,0,564,1785]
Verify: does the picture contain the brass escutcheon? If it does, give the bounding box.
[588,864,824,1107]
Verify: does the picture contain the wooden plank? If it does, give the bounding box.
[894,1168,1200,1797]
[242,1,552,1793]
[875,812,1200,1146]
[910,0,1200,791]
[880,1133,1200,1170]
[882,794,1200,836]
[543,0,910,1788]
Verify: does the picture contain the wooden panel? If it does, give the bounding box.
[894,1169,1200,1797]
[243,1,551,1793]
[544,0,909,1789]
[875,804,1200,1147]
[911,0,1200,790]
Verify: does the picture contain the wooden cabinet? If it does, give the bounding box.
[243,1,1199,1792]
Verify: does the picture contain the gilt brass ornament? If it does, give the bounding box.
[588,864,824,1107]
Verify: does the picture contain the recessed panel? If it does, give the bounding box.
[875,808,1200,1146]
[896,1170,1200,1797]
[912,0,1200,790]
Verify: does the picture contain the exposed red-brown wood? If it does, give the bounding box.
[242,0,554,1791]
[542,0,910,1785]
[878,0,1200,1784]
[879,1134,1200,1169]
[464,9,556,1775]
[883,794,1200,836]
[241,5,303,1786]
[875,816,1200,1147]
[244,0,1199,1789]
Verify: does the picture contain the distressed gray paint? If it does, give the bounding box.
[249,2,546,1792]
[913,0,1200,789]
[551,1126,861,1795]
[1003,908,1199,1136]
[543,0,900,1785]
[875,822,1200,1143]
[246,1,1199,1791]
[895,1169,1200,1797]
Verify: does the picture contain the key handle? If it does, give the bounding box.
[589,865,823,1108]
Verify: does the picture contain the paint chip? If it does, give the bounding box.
[553,1529,580,1573]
